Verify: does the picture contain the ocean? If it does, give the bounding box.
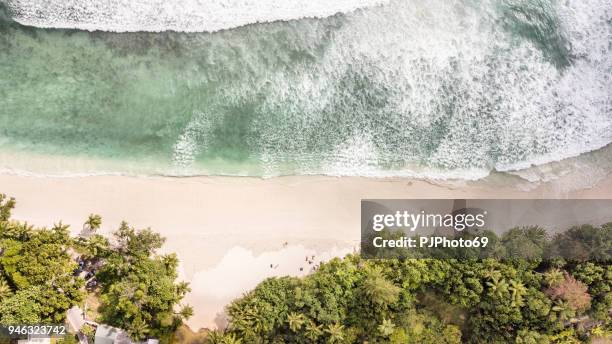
[0,0,611,180]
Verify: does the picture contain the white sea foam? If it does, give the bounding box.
[252,0,612,181]
[5,0,388,32]
[2,0,611,183]
[173,111,216,167]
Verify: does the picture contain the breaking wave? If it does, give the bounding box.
[0,0,611,181]
[4,0,387,32]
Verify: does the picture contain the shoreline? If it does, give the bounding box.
[1,172,611,329]
[2,142,612,183]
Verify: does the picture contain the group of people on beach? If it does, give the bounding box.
[268,242,322,272]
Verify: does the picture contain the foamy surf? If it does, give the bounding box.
[4,0,388,32]
[0,0,611,185]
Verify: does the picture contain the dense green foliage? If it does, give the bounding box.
[220,258,461,344]
[0,194,191,343]
[1,192,610,343]
[0,194,84,323]
[212,225,611,343]
[95,222,193,341]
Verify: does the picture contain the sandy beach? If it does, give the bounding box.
[1,172,612,329]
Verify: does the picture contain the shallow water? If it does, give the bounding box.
[0,0,610,179]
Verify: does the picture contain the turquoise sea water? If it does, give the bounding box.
[0,0,611,178]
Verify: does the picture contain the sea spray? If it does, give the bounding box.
[0,0,610,180]
[4,0,388,32]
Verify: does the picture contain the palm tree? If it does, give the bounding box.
[52,221,71,239]
[205,331,225,344]
[220,333,242,344]
[0,278,12,299]
[360,269,400,306]
[484,270,502,281]
[508,280,527,307]
[525,226,547,246]
[206,332,243,344]
[2,221,32,240]
[543,269,564,287]
[84,214,102,232]
[304,320,323,341]
[550,300,575,323]
[178,305,194,320]
[378,319,396,337]
[162,254,180,271]
[128,316,150,341]
[232,306,266,342]
[287,312,306,332]
[175,281,191,298]
[486,274,509,298]
[0,194,15,222]
[325,323,345,343]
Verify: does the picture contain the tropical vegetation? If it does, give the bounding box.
[0,194,191,343]
[209,226,611,343]
[1,193,610,343]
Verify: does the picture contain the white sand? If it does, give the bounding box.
[1,172,611,329]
